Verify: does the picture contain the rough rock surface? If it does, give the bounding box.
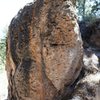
[72,19,100,100]
[6,0,83,100]
[70,49,100,100]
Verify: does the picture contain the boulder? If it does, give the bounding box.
[70,49,100,100]
[79,19,100,49]
[6,0,83,100]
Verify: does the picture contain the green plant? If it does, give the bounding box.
[76,0,100,21]
[0,38,6,71]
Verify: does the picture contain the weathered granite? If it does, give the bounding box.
[6,0,83,100]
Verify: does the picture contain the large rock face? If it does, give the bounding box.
[6,0,83,100]
[70,49,100,100]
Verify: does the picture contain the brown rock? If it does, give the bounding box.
[71,50,100,100]
[6,0,83,100]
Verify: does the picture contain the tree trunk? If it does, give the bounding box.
[6,0,83,100]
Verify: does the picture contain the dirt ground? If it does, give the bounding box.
[0,70,8,100]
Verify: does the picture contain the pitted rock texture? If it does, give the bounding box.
[70,49,100,100]
[6,0,83,100]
